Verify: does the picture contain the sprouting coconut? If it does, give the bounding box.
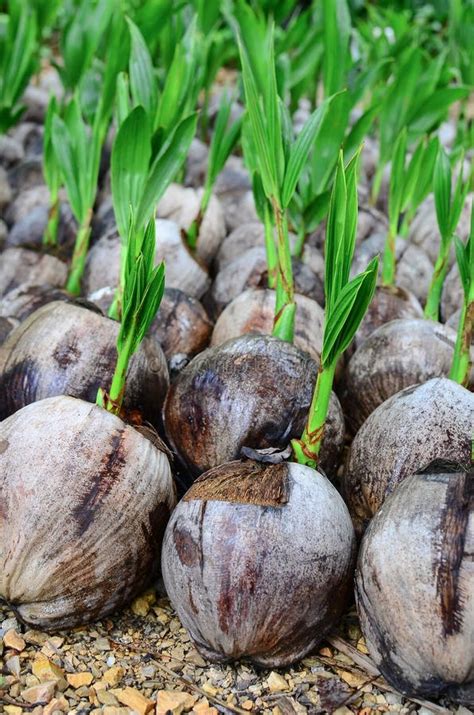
[0,213,175,630]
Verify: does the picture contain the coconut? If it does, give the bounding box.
[83,220,210,301]
[343,378,474,535]
[157,183,226,266]
[164,334,345,481]
[341,318,468,431]
[0,301,169,427]
[356,466,473,703]
[162,459,355,667]
[211,289,324,362]
[0,395,175,629]
[0,247,67,299]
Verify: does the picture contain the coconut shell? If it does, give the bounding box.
[0,247,67,299]
[0,395,175,629]
[84,220,210,300]
[0,301,169,427]
[0,283,72,321]
[211,288,324,362]
[343,378,474,535]
[157,183,226,266]
[148,288,213,372]
[409,193,472,266]
[341,318,466,431]
[209,247,323,318]
[356,468,474,703]
[162,460,355,667]
[164,334,345,481]
[352,285,423,352]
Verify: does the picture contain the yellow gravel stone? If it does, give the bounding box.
[67,671,94,688]
[103,665,125,687]
[267,671,288,693]
[113,686,154,714]
[155,689,197,714]
[32,655,67,690]
[3,629,26,652]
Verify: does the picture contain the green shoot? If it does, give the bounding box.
[97,215,165,416]
[109,106,198,320]
[382,129,431,286]
[51,97,103,295]
[322,0,351,98]
[0,2,38,133]
[291,151,378,469]
[58,0,114,93]
[450,207,474,387]
[236,4,332,343]
[399,135,439,237]
[42,96,62,248]
[424,147,471,321]
[187,92,242,249]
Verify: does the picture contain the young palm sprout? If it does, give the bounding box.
[398,135,438,237]
[42,96,62,247]
[424,147,470,321]
[51,97,104,295]
[108,107,197,320]
[381,129,435,286]
[0,2,37,133]
[97,217,165,415]
[292,151,378,468]
[450,207,473,387]
[108,19,200,319]
[236,4,331,342]
[186,92,242,249]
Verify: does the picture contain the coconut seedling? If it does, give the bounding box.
[0,212,176,630]
[185,92,242,250]
[235,2,334,341]
[291,152,379,468]
[42,96,62,247]
[356,464,474,703]
[160,149,378,669]
[106,20,201,319]
[164,13,349,480]
[450,207,474,387]
[0,1,38,133]
[424,145,471,321]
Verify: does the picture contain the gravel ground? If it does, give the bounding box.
[0,589,468,715]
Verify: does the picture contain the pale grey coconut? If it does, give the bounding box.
[351,233,433,305]
[0,301,169,427]
[157,183,226,266]
[343,378,474,535]
[341,318,469,430]
[164,334,345,479]
[162,459,355,667]
[0,247,67,298]
[210,246,323,317]
[0,395,176,630]
[409,193,472,266]
[211,288,324,362]
[84,219,210,300]
[356,467,473,704]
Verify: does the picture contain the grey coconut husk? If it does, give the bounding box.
[148,288,213,373]
[157,183,226,266]
[162,460,355,668]
[0,316,17,345]
[350,285,423,354]
[0,134,24,167]
[84,219,210,301]
[0,166,12,211]
[211,288,324,363]
[409,193,473,267]
[213,155,258,233]
[343,377,474,536]
[184,138,208,188]
[0,395,176,630]
[0,283,72,321]
[164,333,345,480]
[209,246,324,318]
[351,233,433,305]
[0,247,67,299]
[341,318,471,431]
[0,301,169,428]
[356,467,474,704]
